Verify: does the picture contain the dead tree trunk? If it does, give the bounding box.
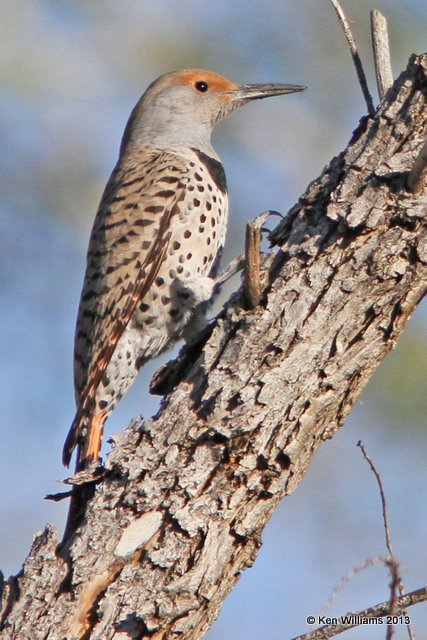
[1,53,426,640]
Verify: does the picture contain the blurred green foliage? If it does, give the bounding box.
[367,320,427,427]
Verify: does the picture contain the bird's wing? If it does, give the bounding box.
[73,149,189,414]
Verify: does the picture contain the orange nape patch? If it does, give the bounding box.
[171,69,239,99]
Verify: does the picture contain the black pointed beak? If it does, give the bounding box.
[229,82,306,103]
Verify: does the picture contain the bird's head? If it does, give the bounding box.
[120,69,306,156]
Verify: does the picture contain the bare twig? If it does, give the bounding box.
[330,0,375,116]
[291,586,427,640]
[406,139,427,194]
[215,253,245,287]
[321,555,390,615]
[45,490,72,501]
[357,442,394,556]
[386,556,400,640]
[358,441,415,640]
[370,10,393,100]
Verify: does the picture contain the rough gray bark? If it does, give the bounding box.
[1,53,426,640]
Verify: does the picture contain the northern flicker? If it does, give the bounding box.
[62,70,305,526]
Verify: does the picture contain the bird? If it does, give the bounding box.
[62,69,305,534]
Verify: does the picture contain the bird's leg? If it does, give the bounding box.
[150,273,228,397]
[181,253,246,338]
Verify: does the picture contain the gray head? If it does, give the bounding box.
[120,69,306,157]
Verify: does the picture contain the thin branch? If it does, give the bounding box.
[370,10,393,100]
[406,139,427,194]
[358,441,415,640]
[321,555,390,616]
[330,0,375,116]
[357,442,394,556]
[290,586,427,640]
[386,556,400,640]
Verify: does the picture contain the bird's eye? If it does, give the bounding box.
[195,81,209,93]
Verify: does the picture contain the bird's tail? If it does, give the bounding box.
[62,412,81,468]
[62,411,105,470]
[61,411,106,543]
